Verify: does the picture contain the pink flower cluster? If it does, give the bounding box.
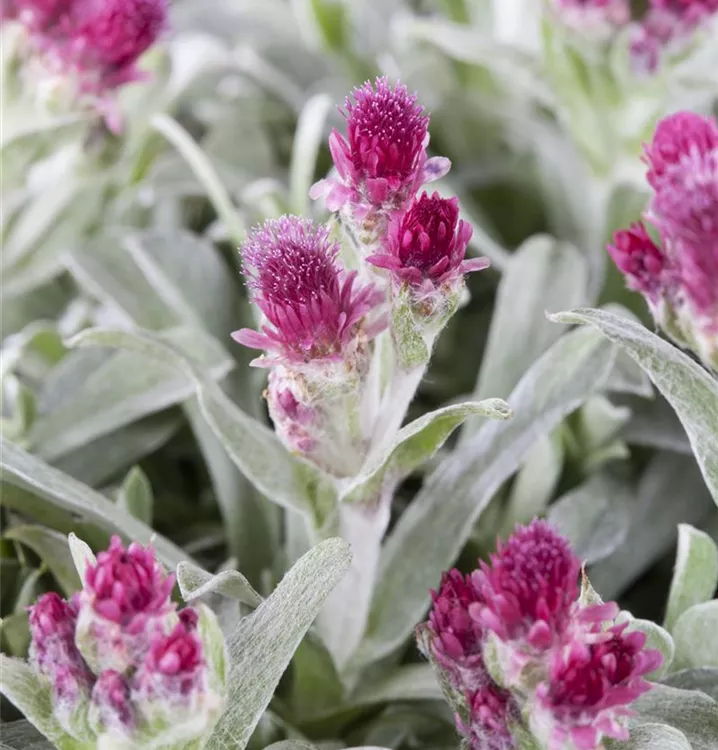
[27,536,207,744]
[2,0,167,127]
[233,78,489,471]
[608,111,718,365]
[422,521,662,750]
[632,0,718,71]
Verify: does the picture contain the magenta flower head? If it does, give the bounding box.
[457,683,519,750]
[469,521,581,678]
[4,0,167,130]
[367,192,488,294]
[75,535,176,674]
[532,623,662,750]
[426,569,487,691]
[232,216,384,368]
[310,77,450,245]
[89,670,134,739]
[28,592,94,738]
[129,612,225,741]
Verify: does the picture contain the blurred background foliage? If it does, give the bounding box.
[2,0,717,746]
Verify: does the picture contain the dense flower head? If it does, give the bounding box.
[310,77,451,236]
[367,192,488,289]
[644,111,718,191]
[607,222,673,302]
[133,618,205,700]
[84,535,174,633]
[3,0,167,127]
[534,623,662,749]
[90,670,134,736]
[470,521,581,652]
[233,216,384,366]
[459,684,518,750]
[344,77,428,184]
[427,569,486,689]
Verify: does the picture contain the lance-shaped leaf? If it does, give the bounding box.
[664,525,718,634]
[470,235,588,406]
[29,326,233,461]
[551,308,718,505]
[339,399,512,504]
[354,326,615,667]
[0,437,188,570]
[204,538,351,750]
[68,327,338,523]
[548,472,632,565]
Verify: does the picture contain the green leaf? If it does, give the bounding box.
[152,114,246,244]
[204,538,351,750]
[122,229,241,343]
[605,723,691,750]
[351,664,443,705]
[68,533,95,586]
[69,327,338,523]
[0,655,89,750]
[30,326,233,461]
[289,93,333,215]
[630,683,718,750]
[551,308,718,505]
[340,399,512,504]
[3,525,80,597]
[471,236,588,406]
[664,525,718,634]
[663,669,718,702]
[673,601,718,670]
[53,413,180,488]
[0,437,189,570]
[0,719,57,750]
[177,561,263,609]
[547,473,632,565]
[117,466,154,525]
[589,453,715,600]
[355,326,615,667]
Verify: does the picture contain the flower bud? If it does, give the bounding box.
[89,670,135,743]
[368,191,487,305]
[458,683,519,750]
[75,535,176,674]
[28,592,94,741]
[310,77,450,249]
[130,612,224,746]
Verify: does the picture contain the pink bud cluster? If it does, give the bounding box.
[631,0,718,71]
[27,536,208,745]
[2,0,167,127]
[422,520,662,750]
[608,111,718,366]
